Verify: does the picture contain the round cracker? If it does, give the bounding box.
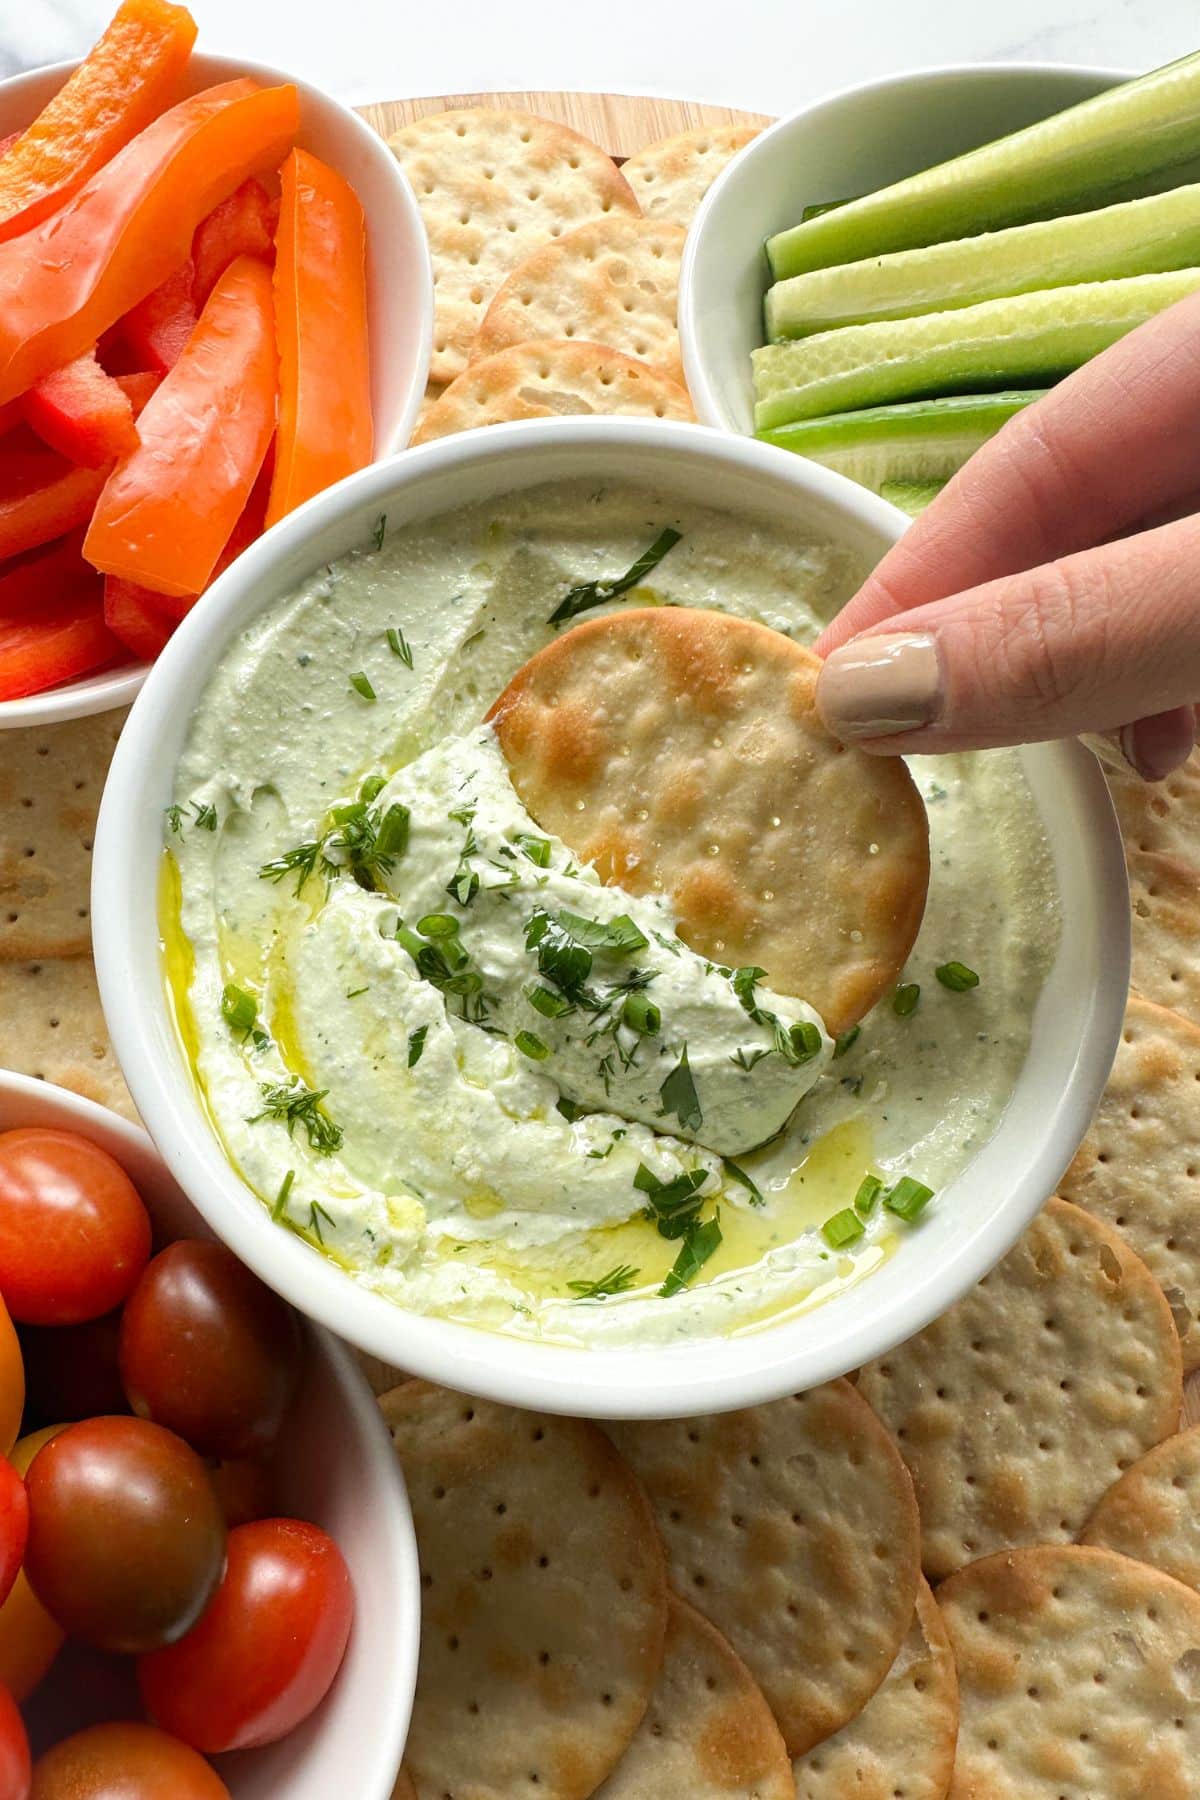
[594,1594,792,1800]
[473,215,686,383]
[791,1578,958,1800]
[388,109,638,383]
[607,1381,922,1757]
[382,1382,668,1800]
[487,606,929,1036]
[1081,1424,1200,1590]
[858,1196,1183,1582]
[622,124,761,227]
[412,339,693,443]
[938,1544,1200,1798]
[0,956,135,1119]
[1061,993,1200,1370]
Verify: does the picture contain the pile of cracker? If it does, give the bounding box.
[387,109,759,442]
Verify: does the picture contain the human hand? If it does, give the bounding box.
[814,286,1200,779]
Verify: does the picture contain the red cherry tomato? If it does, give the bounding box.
[0,1131,151,1324]
[207,1456,276,1529]
[25,1417,225,1653]
[0,1462,25,1615]
[139,1517,354,1751]
[20,1312,127,1427]
[119,1239,301,1458]
[0,1431,66,1702]
[0,1684,29,1800]
[0,1301,23,1458]
[30,1722,228,1799]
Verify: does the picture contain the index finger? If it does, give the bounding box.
[817,284,1200,655]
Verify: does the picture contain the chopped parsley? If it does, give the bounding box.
[515,833,551,867]
[387,625,413,668]
[659,1046,702,1133]
[407,1024,429,1067]
[635,1163,708,1238]
[660,1213,722,1298]
[250,1079,343,1155]
[935,961,979,992]
[568,1264,640,1300]
[556,909,648,955]
[549,526,683,624]
[722,1157,764,1206]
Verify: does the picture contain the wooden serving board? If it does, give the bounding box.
[358,91,771,161]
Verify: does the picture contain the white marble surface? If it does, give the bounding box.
[3,0,1197,109]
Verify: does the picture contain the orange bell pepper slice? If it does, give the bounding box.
[85,255,276,597]
[21,350,138,467]
[0,432,109,562]
[0,0,198,245]
[266,148,372,528]
[193,177,277,307]
[0,590,121,700]
[0,78,299,407]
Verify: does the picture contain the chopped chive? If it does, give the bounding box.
[936,961,979,992]
[515,833,552,867]
[407,1024,428,1067]
[893,982,920,1017]
[822,1208,865,1249]
[386,625,413,667]
[568,1264,640,1300]
[372,513,387,551]
[833,1025,861,1058]
[660,1213,722,1298]
[375,803,410,860]
[359,773,387,802]
[345,985,369,999]
[549,526,683,625]
[220,982,257,1036]
[417,912,459,938]
[526,983,574,1019]
[271,1169,295,1221]
[395,922,427,961]
[884,1176,935,1222]
[789,1020,823,1063]
[515,1030,550,1060]
[622,991,661,1035]
[348,671,376,701]
[853,1174,884,1216]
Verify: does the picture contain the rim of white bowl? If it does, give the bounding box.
[0,49,433,732]
[92,416,1130,1419]
[0,1068,420,1797]
[679,58,1133,435]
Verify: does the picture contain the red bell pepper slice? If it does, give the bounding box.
[0,0,197,245]
[192,178,277,307]
[0,590,121,700]
[102,574,175,660]
[119,258,199,375]
[0,530,97,616]
[0,401,20,439]
[267,149,372,527]
[0,432,109,562]
[0,78,299,406]
[114,370,162,415]
[85,255,276,597]
[21,350,138,467]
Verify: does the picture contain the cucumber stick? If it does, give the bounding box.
[880,479,946,516]
[766,184,1200,339]
[756,392,1042,490]
[767,50,1200,278]
[752,269,1200,430]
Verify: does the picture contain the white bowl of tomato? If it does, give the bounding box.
[0,1069,420,1800]
[0,0,433,727]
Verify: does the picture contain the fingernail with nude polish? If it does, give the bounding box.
[817,632,943,740]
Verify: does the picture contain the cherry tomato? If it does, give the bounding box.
[139,1517,353,1751]
[0,1430,66,1701]
[0,1685,28,1800]
[25,1417,226,1654]
[20,1312,127,1427]
[207,1456,276,1529]
[30,1723,229,1800]
[0,1301,22,1458]
[119,1240,301,1458]
[0,1462,25,1616]
[0,1131,151,1325]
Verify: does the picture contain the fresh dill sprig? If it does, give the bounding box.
[250,1079,343,1155]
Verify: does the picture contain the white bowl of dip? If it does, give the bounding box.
[93,417,1129,1419]
[0,50,433,731]
[0,1070,419,1798]
[678,63,1129,436]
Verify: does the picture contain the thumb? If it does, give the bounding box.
[816,512,1200,755]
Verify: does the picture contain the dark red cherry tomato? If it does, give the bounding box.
[139,1517,353,1750]
[24,1417,225,1653]
[0,1683,29,1800]
[119,1239,301,1458]
[0,1462,25,1615]
[0,1131,150,1324]
[20,1312,127,1427]
[30,1722,228,1799]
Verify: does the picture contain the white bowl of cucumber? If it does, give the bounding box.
[679,58,1200,506]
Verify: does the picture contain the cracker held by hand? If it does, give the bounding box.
[488,606,929,1037]
[622,124,761,227]
[412,340,693,443]
[473,216,687,383]
[791,1576,957,1800]
[858,1196,1183,1581]
[594,1595,792,1800]
[382,1382,667,1800]
[608,1380,921,1756]
[938,1544,1200,1797]
[1060,993,1200,1369]
[387,109,638,383]
[1081,1424,1200,1592]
